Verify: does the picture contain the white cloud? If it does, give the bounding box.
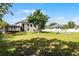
[56,17,64,20]
[54,17,66,24]
[14,17,26,21]
[74,17,79,19]
[48,17,67,25]
[23,9,35,14]
[16,9,48,15]
[43,16,79,25]
[71,17,79,25]
[16,9,35,14]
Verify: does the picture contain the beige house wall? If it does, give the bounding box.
[15,22,37,32]
[24,23,37,32]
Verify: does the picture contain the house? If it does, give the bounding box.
[42,23,62,32]
[5,20,37,32]
[3,20,79,33]
[46,23,62,29]
[43,23,79,32]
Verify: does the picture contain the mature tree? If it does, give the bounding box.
[0,3,13,34]
[27,9,49,32]
[0,19,9,29]
[0,3,12,28]
[0,3,13,21]
[0,3,12,42]
[62,24,68,29]
[62,21,76,29]
[67,21,76,28]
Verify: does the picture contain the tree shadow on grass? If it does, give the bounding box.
[0,32,10,55]
[2,37,79,56]
[0,33,79,56]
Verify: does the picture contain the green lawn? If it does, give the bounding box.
[5,32,79,42]
[1,32,79,56]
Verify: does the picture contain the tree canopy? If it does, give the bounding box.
[27,9,49,32]
[0,19,9,29]
[67,21,76,28]
[0,3,13,29]
[62,21,76,29]
[0,3,13,20]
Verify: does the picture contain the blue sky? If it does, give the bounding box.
[3,3,79,25]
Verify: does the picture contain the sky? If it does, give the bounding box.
[3,3,79,25]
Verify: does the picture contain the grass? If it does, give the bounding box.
[1,32,79,55]
[5,32,79,42]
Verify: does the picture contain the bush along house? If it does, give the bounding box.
[5,20,37,33]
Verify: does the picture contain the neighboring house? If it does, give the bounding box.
[43,23,79,32]
[5,20,37,32]
[46,23,62,29]
[74,25,79,29]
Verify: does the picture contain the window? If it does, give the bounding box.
[22,24,24,27]
[27,24,29,27]
[27,28,29,31]
[30,24,32,27]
